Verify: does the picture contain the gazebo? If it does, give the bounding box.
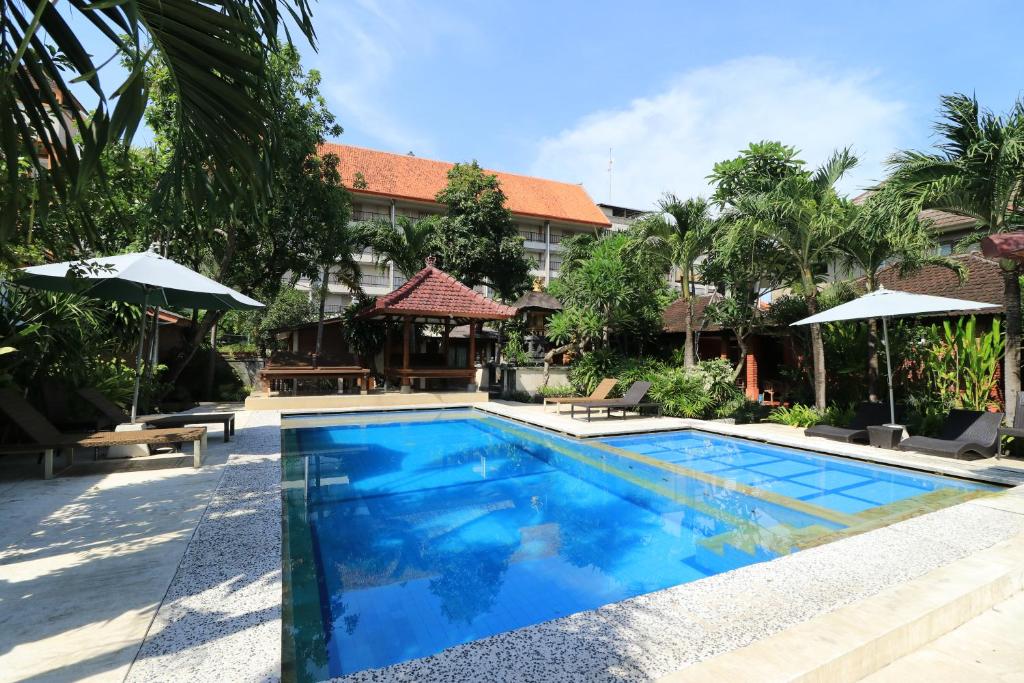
[359,258,517,392]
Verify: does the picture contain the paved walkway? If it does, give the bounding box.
[862,590,1024,682]
[0,416,241,683]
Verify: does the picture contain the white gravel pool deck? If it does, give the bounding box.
[5,403,1024,682]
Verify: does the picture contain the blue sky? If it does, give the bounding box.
[77,0,1024,208]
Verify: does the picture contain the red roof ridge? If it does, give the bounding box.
[318,142,611,228]
[361,264,517,320]
[322,142,587,188]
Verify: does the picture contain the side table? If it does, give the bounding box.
[868,424,905,449]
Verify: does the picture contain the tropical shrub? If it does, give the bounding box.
[730,399,772,424]
[766,404,825,427]
[924,317,1004,411]
[536,384,576,398]
[568,348,623,395]
[502,333,531,367]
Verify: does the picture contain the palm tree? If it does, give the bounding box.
[356,216,434,282]
[840,189,962,400]
[628,195,715,367]
[2,0,313,246]
[887,94,1024,419]
[724,149,859,410]
[311,251,362,363]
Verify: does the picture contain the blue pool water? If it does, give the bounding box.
[281,410,995,680]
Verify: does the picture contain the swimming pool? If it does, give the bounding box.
[281,409,996,680]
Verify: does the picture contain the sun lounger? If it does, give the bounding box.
[899,409,1004,459]
[0,388,206,478]
[570,381,660,422]
[804,402,892,443]
[542,378,617,413]
[78,387,235,441]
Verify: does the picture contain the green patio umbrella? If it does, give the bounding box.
[15,251,264,421]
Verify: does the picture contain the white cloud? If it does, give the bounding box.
[307,1,475,153]
[531,57,909,209]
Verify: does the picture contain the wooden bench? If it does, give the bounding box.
[0,426,207,479]
[385,367,476,390]
[142,413,235,441]
[258,367,372,395]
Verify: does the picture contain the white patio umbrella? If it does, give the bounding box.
[791,287,998,424]
[15,251,264,422]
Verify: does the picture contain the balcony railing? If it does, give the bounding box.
[351,209,391,223]
[360,274,391,287]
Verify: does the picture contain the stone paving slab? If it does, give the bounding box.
[862,590,1024,683]
[0,420,234,683]
[124,411,282,683]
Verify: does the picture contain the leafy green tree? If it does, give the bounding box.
[422,162,532,301]
[222,285,317,356]
[886,94,1024,419]
[147,47,357,386]
[709,141,805,205]
[701,225,783,381]
[1,0,314,251]
[839,188,960,400]
[627,196,714,367]
[356,216,434,280]
[548,231,671,353]
[719,147,859,410]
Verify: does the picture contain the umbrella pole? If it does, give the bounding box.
[130,289,150,423]
[882,316,896,424]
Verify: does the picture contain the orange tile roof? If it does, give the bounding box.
[360,261,517,322]
[319,143,611,228]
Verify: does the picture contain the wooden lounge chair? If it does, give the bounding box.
[804,402,892,444]
[0,388,206,478]
[898,409,1004,459]
[570,381,660,422]
[542,378,617,413]
[78,387,235,442]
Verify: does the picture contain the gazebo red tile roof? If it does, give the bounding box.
[359,260,517,323]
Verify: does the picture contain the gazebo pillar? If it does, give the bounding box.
[467,322,477,391]
[401,317,412,393]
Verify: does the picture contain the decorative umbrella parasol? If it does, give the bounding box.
[16,251,264,421]
[792,287,998,424]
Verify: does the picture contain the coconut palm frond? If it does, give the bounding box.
[1,0,314,245]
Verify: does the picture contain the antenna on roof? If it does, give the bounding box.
[607,147,613,202]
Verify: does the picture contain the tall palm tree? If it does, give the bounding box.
[2,0,313,247]
[356,216,434,282]
[724,149,859,410]
[887,94,1024,419]
[628,195,715,367]
[840,189,962,400]
[311,251,362,363]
